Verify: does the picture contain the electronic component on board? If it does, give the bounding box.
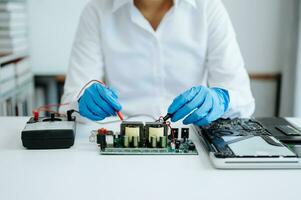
[151,136,157,148]
[188,142,196,151]
[121,121,144,143]
[169,128,179,140]
[95,121,198,155]
[175,140,181,150]
[132,136,139,148]
[106,135,114,147]
[96,128,114,150]
[181,128,189,140]
[160,136,167,148]
[98,134,106,150]
[124,136,129,147]
[145,122,168,147]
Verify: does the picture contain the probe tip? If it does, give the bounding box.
[117,111,124,121]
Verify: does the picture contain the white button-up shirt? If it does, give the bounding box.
[61,0,255,119]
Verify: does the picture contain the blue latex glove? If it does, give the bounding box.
[167,86,230,126]
[79,83,122,121]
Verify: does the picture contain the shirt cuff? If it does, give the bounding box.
[222,89,255,119]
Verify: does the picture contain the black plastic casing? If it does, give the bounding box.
[21,117,76,149]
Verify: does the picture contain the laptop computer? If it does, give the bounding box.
[194,118,301,169]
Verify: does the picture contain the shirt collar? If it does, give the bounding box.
[112,0,133,12]
[174,0,197,8]
[112,0,197,13]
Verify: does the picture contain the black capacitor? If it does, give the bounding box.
[67,110,73,121]
[113,135,118,147]
[181,128,189,139]
[140,138,147,147]
[175,140,181,149]
[168,128,179,140]
[97,134,102,145]
[98,134,106,150]
[188,143,196,151]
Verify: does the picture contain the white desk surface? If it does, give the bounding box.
[1,116,301,200]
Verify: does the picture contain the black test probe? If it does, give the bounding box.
[163,113,173,122]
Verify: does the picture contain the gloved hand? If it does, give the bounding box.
[167,86,230,126]
[79,83,122,121]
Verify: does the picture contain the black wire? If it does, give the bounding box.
[73,110,80,114]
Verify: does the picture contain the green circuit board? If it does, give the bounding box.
[100,140,198,155]
[96,121,198,156]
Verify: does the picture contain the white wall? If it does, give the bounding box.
[223,0,299,116]
[224,0,298,73]
[28,0,89,75]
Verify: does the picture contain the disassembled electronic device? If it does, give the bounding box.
[257,118,301,144]
[95,121,198,155]
[21,110,76,149]
[195,118,301,169]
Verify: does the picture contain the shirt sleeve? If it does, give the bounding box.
[205,0,255,118]
[60,2,104,112]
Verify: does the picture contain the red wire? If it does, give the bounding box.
[165,121,175,143]
[37,108,61,115]
[34,103,70,116]
[157,116,175,143]
[37,103,70,112]
[33,80,124,120]
[32,80,102,116]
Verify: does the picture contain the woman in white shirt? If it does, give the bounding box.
[61,0,255,125]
